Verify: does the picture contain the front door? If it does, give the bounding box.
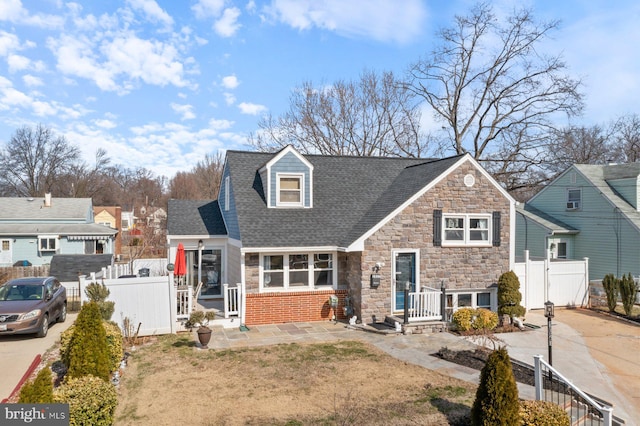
[0,239,11,265]
[393,251,418,312]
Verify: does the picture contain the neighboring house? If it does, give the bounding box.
[167,146,516,326]
[0,194,117,267]
[94,206,122,257]
[516,162,640,280]
[121,210,136,231]
[138,206,166,234]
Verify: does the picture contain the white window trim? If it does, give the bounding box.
[259,252,337,291]
[445,289,497,320]
[566,188,581,210]
[441,213,492,247]
[392,249,420,313]
[276,173,304,207]
[38,235,58,252]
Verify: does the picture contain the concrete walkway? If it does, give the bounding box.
[206,309,638,424]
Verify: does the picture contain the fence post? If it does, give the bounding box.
[168,273,177,333]
[440,280,446,321]
[534,355,543,401]
[223,283,229,318]
[601,405,613,426]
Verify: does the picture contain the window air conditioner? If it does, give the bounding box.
[566,201,579,209]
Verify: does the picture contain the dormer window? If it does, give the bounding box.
[277,174,303,207]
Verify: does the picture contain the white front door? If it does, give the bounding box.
[0,239,12,265]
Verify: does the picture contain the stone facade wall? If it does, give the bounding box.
[244,252,260,292]
[358,160,511,323]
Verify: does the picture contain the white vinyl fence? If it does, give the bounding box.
[514,250,589,310]
[79,274,178,336]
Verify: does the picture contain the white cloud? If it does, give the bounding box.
[263,0,426,44]
[22,74,43,87]
[0,31,21,56]
[0,0,25,21]
[209,118,234,130]
[0,0,63,29]
[126,0,174,29]
[223,92,236,105]
[238,102,267,115]
[192,0,225,19]
[171,102,196,120]
[7,54,29,72]
[93,118,117,129]
[215,7,241,37]
[221,74,239,89]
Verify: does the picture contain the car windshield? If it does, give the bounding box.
[0,284,43,301]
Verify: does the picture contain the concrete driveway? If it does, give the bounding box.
[0,312,77,401]
[494,308,640,423]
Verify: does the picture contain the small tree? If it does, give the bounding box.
[497,271,526,320]
[471,347,519,425]
[84,282,115,321]
[619,273,638,316]
[602,273,619,313]
[66,302,111,381]
[18,366,54,403]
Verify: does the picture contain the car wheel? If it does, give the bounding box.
[37,314,49,338]
[58,303,67,323]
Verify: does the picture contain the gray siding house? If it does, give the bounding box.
[0,195,117,267]
[516,163,640,280]
[167,146,516,326]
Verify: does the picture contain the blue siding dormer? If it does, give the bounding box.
[260,146,314,208]
[219,166,241,240]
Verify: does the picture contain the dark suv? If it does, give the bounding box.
[0,277,67,338]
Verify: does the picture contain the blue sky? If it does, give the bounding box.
[0,0,639,178]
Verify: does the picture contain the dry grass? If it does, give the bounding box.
[114,335,477,425]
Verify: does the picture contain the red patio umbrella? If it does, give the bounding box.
[174,243,186,283]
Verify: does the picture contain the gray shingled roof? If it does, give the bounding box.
[0,223,117,237]
[517,204,578,234]
[167,199,227,236]
[226,151,465,248]
[50,254,114,282]
[0,197,92,220]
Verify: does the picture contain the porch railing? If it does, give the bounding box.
[407,287,442,321]
[176,285,193,320]
[223,283,241,319]
[534,355,621,426]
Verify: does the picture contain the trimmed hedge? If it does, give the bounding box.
[18,365,54,403]
[54,375,117,426]
[471,347,519,425]
[519,400,570,425]
[452,307,498,332]
[65,302,111,381]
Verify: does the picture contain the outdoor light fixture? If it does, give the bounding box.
[544,300,555,371]
[198,239,204,250]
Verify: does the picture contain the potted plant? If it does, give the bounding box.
[185,310,216,348]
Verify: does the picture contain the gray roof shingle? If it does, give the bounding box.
[0,197,92,220]
[50,254,114,282]
[167,199,227,236]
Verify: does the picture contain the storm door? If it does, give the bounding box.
[393,251,418,312]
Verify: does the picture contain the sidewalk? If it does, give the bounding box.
[205,309,637,423]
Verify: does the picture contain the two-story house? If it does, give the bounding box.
[167,146,516,326]
[516,163,640,280]
[0,194,117,266]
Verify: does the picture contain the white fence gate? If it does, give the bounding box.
[514,251,589,310]
[79,274,177,336]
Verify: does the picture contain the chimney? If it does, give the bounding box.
[44,193,52,207]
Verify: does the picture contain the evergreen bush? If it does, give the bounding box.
[497,271,526,319]
[619,273,638,316]
[471,347,519,425]
[519,400,570,425]
[84,282,115,321]
[602,273,619,313]
[54,375,117,426]
[66,302,111,381]
[452,307,475,331]
[472,309,498,331]
[18,365,54,403]
[103,321,124,372]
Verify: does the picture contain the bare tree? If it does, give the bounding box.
[53,148,112,200]
[168,152,224,199]
[0,124,81,196]
[249,70,428,157]
[406,2,583,191]
[546,125,614,173]
[611,114,640,163]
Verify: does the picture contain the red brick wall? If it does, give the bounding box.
[245,289,348,325]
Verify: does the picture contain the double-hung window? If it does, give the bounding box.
[38,235,58,252]
[567,188,581,210]
[262,253,334,289]
[442,214,491,246]
[277,174,303,206]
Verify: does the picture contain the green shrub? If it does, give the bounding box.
[66,302,111,381]
[18,365,53,403]
[472,309,498,331]
[84,282,115,321]
[498,271,526,319]
[602,273,619,313]
[452,307,475,331]
[619,273,638,316]
[471,347,519,425]
[54,375,117,426]
[519,400,570,425]
[103,321,124,372]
